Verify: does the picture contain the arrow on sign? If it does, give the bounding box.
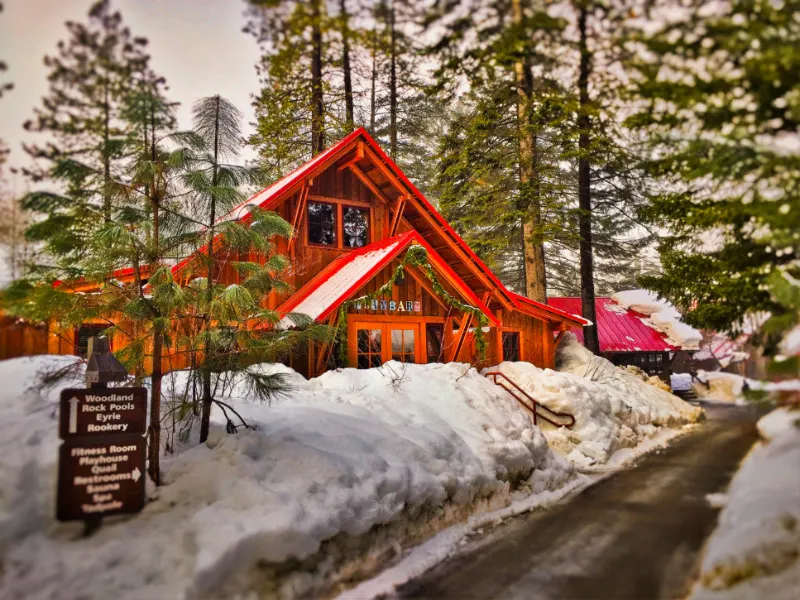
[131,467,141,482]
[68,397,79,434]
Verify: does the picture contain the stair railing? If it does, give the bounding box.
[485,371,576,429]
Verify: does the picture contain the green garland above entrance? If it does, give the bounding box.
[335,244,489,364]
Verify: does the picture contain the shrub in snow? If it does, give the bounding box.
[692,409,800,600]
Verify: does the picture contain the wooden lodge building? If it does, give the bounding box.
[1,129,588,376]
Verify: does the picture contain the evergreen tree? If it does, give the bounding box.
[246,0,336,178]
[21,0,152,263]
[627,0,799,357]
[425,0,570,301]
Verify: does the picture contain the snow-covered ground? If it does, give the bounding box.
[0,351,701,600]
[691,407,800,600]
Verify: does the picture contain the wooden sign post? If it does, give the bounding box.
[56,336,148,533]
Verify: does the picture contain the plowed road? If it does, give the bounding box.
[397,403,759,600]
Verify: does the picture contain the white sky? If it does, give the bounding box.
[0,0,261,174]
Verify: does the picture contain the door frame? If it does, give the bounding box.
[347,315,445,367]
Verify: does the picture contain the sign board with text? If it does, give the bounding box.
[59,388,147,439]
[56,437,146,521]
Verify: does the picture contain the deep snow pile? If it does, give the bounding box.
[490,334,702,468]
[694,370,800,403]
[691,408,800,600]
[0,357,574,600]
[612,288,703,349]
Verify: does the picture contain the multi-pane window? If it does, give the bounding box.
[391,329,416,363]
[357,328,382,369]
[307,201,336,245]
[502,331,521,362]
[343,206,369,248]
[307,201,370,248]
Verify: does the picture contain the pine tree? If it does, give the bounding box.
[21,0,152,262]
[425,0,571,301]
[627,0,799,357]
[246,0,337,177]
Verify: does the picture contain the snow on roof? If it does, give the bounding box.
[611,289,702,349]
[548,296,681,353]
[277,231,498,330]
[278,234,410,328]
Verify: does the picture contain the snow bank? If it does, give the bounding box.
[490,336,702,468]
[694,370,800,403]
[0,357,574,600]
[612,288,703,349]
[691,408,800,600]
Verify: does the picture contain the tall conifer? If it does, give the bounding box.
[627,0,799,357]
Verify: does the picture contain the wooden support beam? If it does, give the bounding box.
[450,312,473,362]
[288,184,310,257]
[336,142,365,172]
[405,265,449,311]
[348,164,391,204]
[389,196,407,236]
[314,312,338,375]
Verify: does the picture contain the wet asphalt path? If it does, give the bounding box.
[396,403,760,600]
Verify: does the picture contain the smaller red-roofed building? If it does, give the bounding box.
[548,296,685,380]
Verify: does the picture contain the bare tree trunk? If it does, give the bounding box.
[310,0,325,155]
[147,91,163,486]
[388,0,398,159]
[370,28,378,131]
[340,0,354,131]
[199,95,220,444]
[513,0,547,302]
[577,1,599,353]
[103,80,111,221]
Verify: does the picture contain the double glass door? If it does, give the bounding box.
[353,322,421,368]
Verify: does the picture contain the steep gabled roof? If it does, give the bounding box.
[277,231,498,328]
[167,128,583,327]
[548,297,680,353]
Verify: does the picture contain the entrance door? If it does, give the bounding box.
[351,321,423,368]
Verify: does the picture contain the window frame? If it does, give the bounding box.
[306,200,338,248]
[305,196,372,250]
[501,330,522,362]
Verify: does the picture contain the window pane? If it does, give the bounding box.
[343,206,369,248]
[370,355,382,368]
[502,332,520,362]
[369,329,381,353]
[403,330,414,353]
[358,355,370,369]
[308,202,336,245]
[358,329,370,353]
[391,329,403,353]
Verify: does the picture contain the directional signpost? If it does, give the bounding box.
[56,337,148,532]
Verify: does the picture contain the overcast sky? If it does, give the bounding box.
[0,0,261,177]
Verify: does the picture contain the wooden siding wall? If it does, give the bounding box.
[494,309,556,369]
[0,316,50,359]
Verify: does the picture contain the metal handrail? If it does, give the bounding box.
[485,371,576,428]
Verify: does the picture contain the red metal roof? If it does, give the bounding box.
[510,292,589,327]
[276,231,498,327]
[547,297,680,353]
